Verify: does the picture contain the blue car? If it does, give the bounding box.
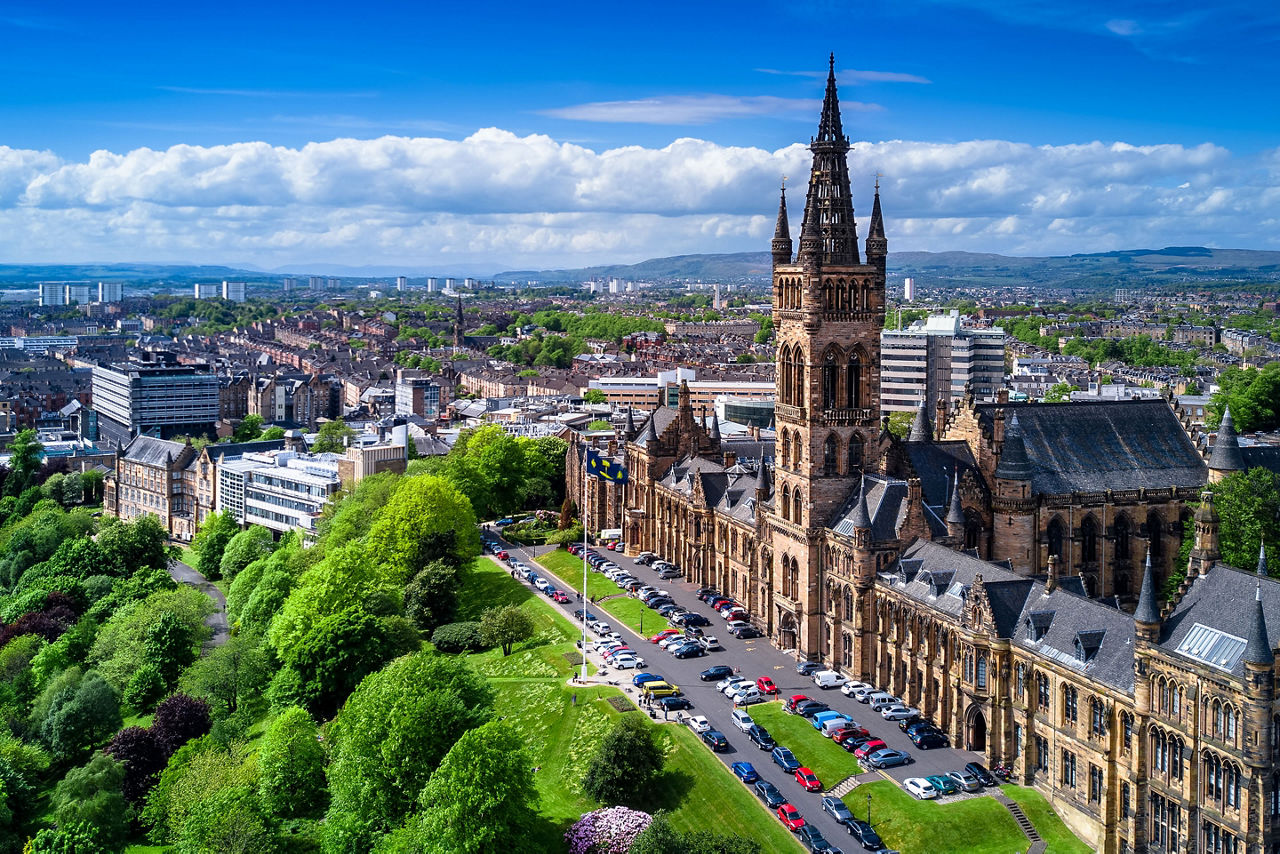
[731,762,759,783]
[632,673,663,687]
[771,746,801,773]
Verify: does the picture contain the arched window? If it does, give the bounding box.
[780,345,792,404]
[1115,515,1131,560]
[781,485,791,522]
[976,656,988,689]
[822,348,839,409]
[793,488,803,526]
[779,429,790,469]
[965,513,982,551]
[1082,516,1098,563]
[1147,510,1164,559]
[1062,685,1078,724]
[1047,517,1065,558]
[848,433,864,474]
[793,349,805,408]
[823,434,838,475]
[847,352,863,409]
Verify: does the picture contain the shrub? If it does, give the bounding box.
[429,621,484,653]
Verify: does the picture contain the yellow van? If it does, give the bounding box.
[641,681,682,698]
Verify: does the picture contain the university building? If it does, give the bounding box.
[567,59,1280,853]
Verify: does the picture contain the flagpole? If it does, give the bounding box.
[581,444,589,684]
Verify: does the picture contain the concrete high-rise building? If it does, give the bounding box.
[308,276,324,290]
[396,276,407,291]
[194,282,219,299]
[283,277,297,292]
[221,281,246,303]
[445,278,456,291]
[880,310,1005,413]
[64,283,92,305]
[91,360,220,443]
[98,281,123,303]
[903,277,915,301]
[395,373,442,418]
[327,278,341,290]
[426,277,438,292]
[37,282,66,307]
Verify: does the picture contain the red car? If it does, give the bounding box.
[785,694,812,714]
[496,550,509,560]
[832,725,871,745]
[854,739,888,760]
[777,803,805,831]
[756,676,779,695]
[650,629,680,643]
[552,591,570,603]
[794,767,822,792]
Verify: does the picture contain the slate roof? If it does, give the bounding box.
[1241,445,1280,477]
[198,439,287,461]
[1159,562,1280,678]
[1207,406,1245,472]
[830,475,909,541]
[974,400,1207,494]
[121,434,187,467]
[902,440,980,514]
[883,539,1028,628]
[1013,579,1137,693]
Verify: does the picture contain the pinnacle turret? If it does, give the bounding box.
[866,176,887,267]
[1208,405,1246,474]
[797,54,859,267]
[849,475,872,531]
[994,413,1033,481]
[1244,585,1274,667]
[772,185,793,267]
[907,398,932,443]
[946,471,965,526]
[1134,548,1161,625]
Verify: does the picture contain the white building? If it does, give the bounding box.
[396,276,407,291]
[218,449,343,536]
[426,278,438,292]
[37,282,66,307]
[283,277,297,292]
[194,282,219,299]
[880,310,1006,413]
[903,277,916,302]
[221,280,246,302]
[98,281,123,303]
[64,283,92,305]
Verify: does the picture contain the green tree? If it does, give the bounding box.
[1212,468,1280,572]
[403,560,463,633]
[50,752,134,851]
[267,542,397,658]
[191,510,240,580]
[40,671,122,765]
[231,414,265,443]
[88,587,213,691]
[324,652,492,849]
[260,425,286,441]
[316,473,398,551]
[1210,362,1280,432]
[479,604,536,657]
[80,469,105,505]
[218,525,275,582]
[410,721,537,853]
[286,605,391,718]
[311,420,358,454]
[257,706,326,818]
[175,785,277,854]
[142,737,256,844]
[366,475,479,582]
[180,634,271,718]
[587,419,612,430]
[885,410,915,438]
[1043,382,1080,403]
[4,429,43,497]
[581,715,665,807]
[24,823,111,854]
[122,664,167,712]
[629,811,763,854]
[97,514,172,576]
[582,389,607,404]
[145,611,197,689]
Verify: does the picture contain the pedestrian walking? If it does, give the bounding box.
[572,694,577,706]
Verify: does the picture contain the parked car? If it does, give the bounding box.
[865,749,912,769]
[925,774,959,796]
[846,817,883,850]
[610,655,645,670]
[880,704,922,721]
[632,672,663,687]
[903,777,938,800]
[796,661,823,677]
[771,746,801,772]
[732,625,764,639]
[831,725,870,745]
[701,730,730,752]
[853,740,888,760]
[718,675,748,694]
[813,670,849,689]
[795,700,831,719]
[947,768,983,792]
[748,725,776,750]
[839,735,875,754]
[640,681,681,698]
[756,676,779,695]
[650,629,680,643]
[552,590,570,603]
[777,803,806,831]
[657,567,682,579]
[657,695,693,712]
[734,689,767,706]
[849,685,878,702]
[794,767,823,792]
[686,715,711,734]
[795,824,833,853]
[731,762,760,783]
[910,730,950,750]
[700,665,735,682]
[784,694,812,713]
[822,795,855,825]
[965,761,999,787]
[869,694,901,712]
[755,779,787,809]
[673,644,707,659]
[731,709,755,732]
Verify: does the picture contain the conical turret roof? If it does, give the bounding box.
[1260,542,1269,578]
[1134,548,1161,625]
[848,476,872,530]
[1207,405,1246,472]
[1244,584,1274,666]
[754,459,772,497]
[994,413,1033,481]
[946,471,965,525]
[908,398,932,443]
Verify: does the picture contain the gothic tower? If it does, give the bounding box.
[769,54,887,659]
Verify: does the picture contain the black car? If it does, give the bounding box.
[796,661,823,677]
[965,761,998,787]
[673,645,707,659]
[840,735,873,753]
[657,695,693,712]
[747,724,776,750]
[796,700,831,719]
[696,587,719,600]
[700,665,735,682]
[821,795,854,825]
[701,729,730,752]
[754,779,787,809]
[898,714,932,732]
[796,825,832,853]
[903,721,941,738]
[910,731,949,749]
[678,613,712,627]
[732,625,764,639]
[846,819,882,850]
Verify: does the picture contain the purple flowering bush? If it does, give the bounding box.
[565,806,653,854]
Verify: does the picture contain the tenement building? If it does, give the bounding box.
[567,57,1279,853]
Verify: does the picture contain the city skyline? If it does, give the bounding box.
[0,0,1277,269]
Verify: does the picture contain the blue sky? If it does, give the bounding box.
[0,0,1277,270]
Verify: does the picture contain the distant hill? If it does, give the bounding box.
[500,246,1280,289]
[0,263,272,286]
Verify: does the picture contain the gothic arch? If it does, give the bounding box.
[847,348,867,409]
[781,484,792,522]
[848,432,865,474]
[1114,512,1132,560]
[823,433,838,475]
[1147,509,1165,559]
[791,347,806,408]
[778,610,798,650]
[964,509,983,551]
[1047,515,1066,558]
[779,429,791,469]
[793,487,803,526]
[1081,515,1099,563]
[821,344,842,409]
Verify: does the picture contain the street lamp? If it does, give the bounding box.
[867,792,872,827]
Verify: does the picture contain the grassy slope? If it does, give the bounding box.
[1001,785,1094,854]
[535,548,666,635]
[463,557,799,851]
[842,781,1028,854]
[748,701,864,789]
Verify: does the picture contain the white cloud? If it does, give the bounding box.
[0,130,1277,268]
[538,95,842,124]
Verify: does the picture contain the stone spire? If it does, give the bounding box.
[1244,584,1274,667]
[946,471,965,526]
[848,475,872,531]
[865,174,887,270]
[453,295,464,349]
[1260,542,1270,578]
[710,410,722,444]
[625,406,637,438]
[1134,547,1162,626]
[636,408,659,445]
[754,458,772,500]
[771,184,793,267]
[1207,405,1246,476]
[908,398,932,443]
[797,54,859,267]
[994,413,1033,481]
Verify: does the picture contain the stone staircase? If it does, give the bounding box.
[992,791,1044,852]
[826,771,881,798]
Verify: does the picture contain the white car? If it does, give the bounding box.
[870,694,902,712]
[904,777,938,800]
[731,709,754,732]
[734,690,767,706]
[881,704,922,721]
[841,681,874,697]
[851,685,879,702]
[686,715,712,734]
[718,675,747,694]
[659,635,688,650]
[533,578,550,591]
[698,636,722,651]
[611,656,646,670]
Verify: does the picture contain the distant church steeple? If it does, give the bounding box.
[454,296,464,350]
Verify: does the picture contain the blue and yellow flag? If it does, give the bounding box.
[586,449,628,483]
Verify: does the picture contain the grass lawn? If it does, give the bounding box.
[843,781,1030,854]
[748,701,863,789]
[534,548,666,635]
[178,545,198,568]
[1001,785,1093,853]
[461,555,799,851]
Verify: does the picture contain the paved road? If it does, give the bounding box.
[490,534,989,851]
[168,558,229,651]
